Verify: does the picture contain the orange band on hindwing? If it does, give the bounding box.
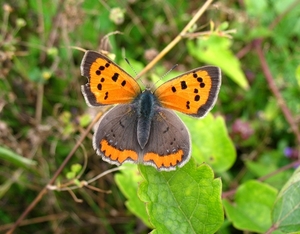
[144,150,184,168]
[100,139,138,163]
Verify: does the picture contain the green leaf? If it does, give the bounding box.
[244,0,268,17]
[0,146,37,168]
[138,159,223,234]
[71,163,82,173]
[223,180,278,232]
[115,164,152,227]
[296,64,300,87]
[78,114,92,127]
[218,21,229,31]
[272,167,300,232]
[180,113,236,173]
[66,171,76,179]
[187,36,249,90]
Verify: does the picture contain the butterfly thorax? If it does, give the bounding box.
[135,90,159,149]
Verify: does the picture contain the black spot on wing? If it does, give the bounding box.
[180,81,187,89]
[112,73,119,82]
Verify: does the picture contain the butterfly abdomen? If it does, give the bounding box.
[136,91,159,149]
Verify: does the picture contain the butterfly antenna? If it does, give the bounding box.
[153,64,178,87]
[125,58,137,76]
[162,64,178,79]
[125,58,146,87]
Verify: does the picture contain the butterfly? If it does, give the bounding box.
[81,50,221,171]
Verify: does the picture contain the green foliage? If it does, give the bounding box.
[245,147,293,190]
[223,180,278,232]
[1,0,299,233]
[272,167,300,232]
[181,113,236,173]
[115,165,152,228]
[187,36,249,90]
[66,163,82,179]
[138,160,223,234]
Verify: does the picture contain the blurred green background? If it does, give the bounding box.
[0,0,299,233]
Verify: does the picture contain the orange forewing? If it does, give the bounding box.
[81,51,141,105]
[154,66,221,117]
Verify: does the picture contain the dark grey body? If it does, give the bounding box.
[93,90,191,169]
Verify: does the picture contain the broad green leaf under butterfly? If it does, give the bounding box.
[114,164,152,228]
[187,35,249,90]
[223,180,278,233]
[180,113,236,173]
[272,167,300,233]
[138,159,223,234]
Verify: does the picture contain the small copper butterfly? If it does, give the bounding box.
[81,50,221,171]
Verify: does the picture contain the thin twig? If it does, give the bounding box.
[269,0,300,30]
[49,167,121,191]
[1,213,68,232]
[6,112,102,234]
[35,82,44,125]
[236,0,300,145]
[136,0,214,79]
[258,161,300,182]
[222,160,300,199]
[223,0,300,202]
[254,39,300,145]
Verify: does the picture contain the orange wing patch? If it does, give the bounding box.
[154,66,221,118]
[100,139,138,164]
[144,150,184,169]
[81,51,141,106]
